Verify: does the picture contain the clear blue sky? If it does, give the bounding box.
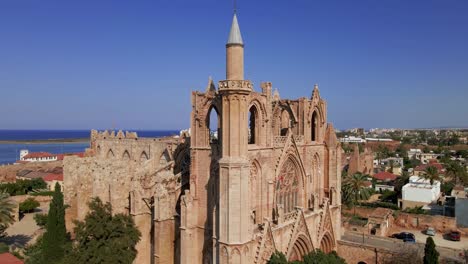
[1,0,467,130]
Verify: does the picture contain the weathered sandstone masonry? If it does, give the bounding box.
[64,13,343,264]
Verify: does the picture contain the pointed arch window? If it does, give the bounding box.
[107,149,115,158]
[276,158,300,213]
[207,106,220,144]
[280,110,290,136]
[140,151,149,162]
[248,105,258,144]
[122,150,130,160]
[311,111,318,141]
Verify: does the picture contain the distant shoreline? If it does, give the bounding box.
[0,138,90,144]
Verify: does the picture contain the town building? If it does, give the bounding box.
[455,198,468,227]
[407,148,422,159]
[0,252,24,264]
[63,13,342,264]
[19,150,58,162]
[419,152,441,164]
[413,162,445,176]
[339,136,365,144]
[400,176,441,209]
[43,173,64,191]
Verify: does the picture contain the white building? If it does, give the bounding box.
[365,137,393,142]
[407,148,422,159]
[401,176,441,209]
[340,136,366,143]
[20,150,58,162]
[419,152,441,164]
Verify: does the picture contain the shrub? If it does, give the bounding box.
[358,201,399,210]
[0,242,9,253]
[403,206,427,215]
[30,191,54,197]
[0,178,47,196]
[34,213,48,227]
[19,197,40,213]
[349,215,368,226]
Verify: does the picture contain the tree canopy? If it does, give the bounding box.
[66,197,141,264]
[423,237,439,264]
[267,250,346,264]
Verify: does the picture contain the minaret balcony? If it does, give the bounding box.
[218,80,253,93]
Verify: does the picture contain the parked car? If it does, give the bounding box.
[449,230,461,241]
[426,227,436,236]
[391,232,416,243]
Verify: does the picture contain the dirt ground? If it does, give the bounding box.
[0,202,49,248]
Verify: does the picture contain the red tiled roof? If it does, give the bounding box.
[23,152,56,159]
[363,181,372,187]
[43,173,63,182]
[0,253,24,264]
[415,163,444,172]
[373,171,397,181]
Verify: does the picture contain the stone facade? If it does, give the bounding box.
[347,144,374,175]
[64,13,342,264]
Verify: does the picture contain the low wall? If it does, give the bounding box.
[394,212,457,233]
[344,206,460,235]
[337,240,394,264]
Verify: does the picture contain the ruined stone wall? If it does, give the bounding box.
[348,144,374,175]
[337,240,394,264]
[64,132,183,264]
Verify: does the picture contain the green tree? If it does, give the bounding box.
[41,183,67,263]
[342,172,372,215]
[66,197,141,264]
[423,237,439,264]
[19,197,40,213]
[0,192,15,234]
[24,235,44,264]
[423,166,441,185]
[394,171,410,197]
[267,251,288,264]
[444,161,467,185]
[33,213,48,228]
[303,250,346,264]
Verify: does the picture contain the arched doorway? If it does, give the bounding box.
[319,232,335,253]
[288,235,313,262]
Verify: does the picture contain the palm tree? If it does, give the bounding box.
[445,161,467,185]
[342,172,372,215]
[394,171,410,197]
[423,166,441,185]
[0,192,15,235]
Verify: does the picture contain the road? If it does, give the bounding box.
[342,231,466,262]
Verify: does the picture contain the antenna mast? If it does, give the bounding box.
[233,0,237,14]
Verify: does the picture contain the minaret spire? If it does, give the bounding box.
[226,12,244,80]
[227,13,243,45]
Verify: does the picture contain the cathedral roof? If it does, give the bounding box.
[227,14,243,45]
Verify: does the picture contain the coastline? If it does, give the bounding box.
[0,138,90,144]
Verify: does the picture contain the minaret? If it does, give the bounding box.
[226,13,244,80]
[217,13,252,264]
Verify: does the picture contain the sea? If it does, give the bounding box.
[0,130,179,165]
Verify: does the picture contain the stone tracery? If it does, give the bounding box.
[276,158,300,213]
